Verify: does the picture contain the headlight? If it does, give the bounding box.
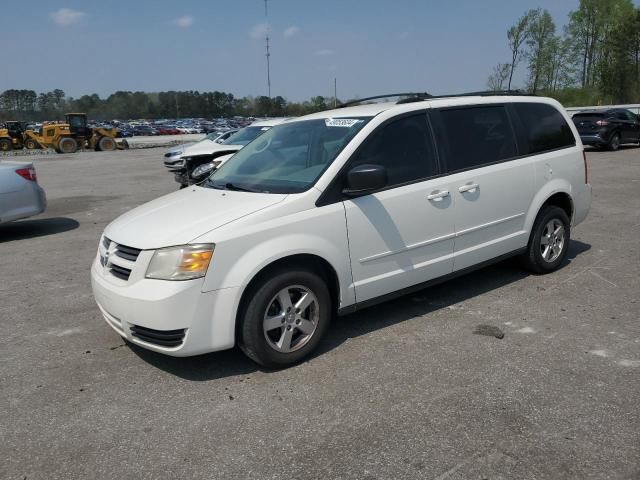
[166,150,182,157]
[192,161,221,178]
[145,244,214,281]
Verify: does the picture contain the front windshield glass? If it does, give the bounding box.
[224,126,271,146]
[205,117,370,194]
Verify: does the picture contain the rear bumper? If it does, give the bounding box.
[579,134,607,146]
[573,183,592,227]
[0,182,46,224]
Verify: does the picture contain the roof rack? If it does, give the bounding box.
[338,92,432,108]
[337,90,533,108]
[422,89,533,100]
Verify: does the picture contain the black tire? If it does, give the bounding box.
[24,138,39,150]
[607,132,621,151]
[58,137,78,154]
[238,267,332,368]
[97,136,117,151]
[521,206,571,274]
[0,138,12,151]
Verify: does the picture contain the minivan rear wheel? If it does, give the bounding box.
[238,268,331,368]
[521,206,570,274]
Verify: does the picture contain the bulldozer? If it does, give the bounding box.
[0,121,28,151]
[18,114,128,154]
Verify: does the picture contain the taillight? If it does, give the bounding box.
[595,119,608,126]
[15,167,37,182]
[582,150,588,184]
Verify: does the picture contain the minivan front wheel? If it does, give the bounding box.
[522,206,570,274]
[239,268,331,368]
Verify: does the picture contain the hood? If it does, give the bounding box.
[165,142,196,156]
[182,140,242,158]
[104,187,287,249]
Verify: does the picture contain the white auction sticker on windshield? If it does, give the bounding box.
[325,118,361,128]
[260,127,270,131]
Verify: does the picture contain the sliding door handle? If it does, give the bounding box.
[427,190,450,201]
[458,183,479,193]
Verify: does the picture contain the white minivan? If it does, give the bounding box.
[91,94,591,368]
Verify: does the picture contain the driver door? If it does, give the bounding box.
[343,113,456,303]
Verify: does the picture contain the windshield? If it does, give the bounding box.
[225,126,271,146]
[205,117,370,194]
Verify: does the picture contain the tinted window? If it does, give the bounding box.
[622,110,637,122]
[514,103,575,154]
[615,111,628,120]
[440,105,517,172]
[349,114,437,187]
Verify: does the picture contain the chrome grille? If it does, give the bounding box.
[99,237,142,282]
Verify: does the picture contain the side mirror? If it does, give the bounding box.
[343,164,387,196]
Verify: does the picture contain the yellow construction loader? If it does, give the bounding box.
[15,114,128,154]
[0,121,28,151]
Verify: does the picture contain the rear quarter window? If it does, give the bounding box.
[514,103,576,154]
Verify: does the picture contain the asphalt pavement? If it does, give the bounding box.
[1,146,638,479]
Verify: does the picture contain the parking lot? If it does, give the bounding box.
[1,146,639,479]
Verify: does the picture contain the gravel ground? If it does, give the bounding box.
[0,146,639,480]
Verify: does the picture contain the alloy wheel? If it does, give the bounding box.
[540,219,565,263]
[263,285,319,353]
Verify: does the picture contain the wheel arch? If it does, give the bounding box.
[525,181,574,235]
[235,253,341,332]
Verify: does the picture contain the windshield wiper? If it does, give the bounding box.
[213,182,257,192]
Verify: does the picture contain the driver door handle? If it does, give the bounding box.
[458,183,479,193]
[427,190,450,201]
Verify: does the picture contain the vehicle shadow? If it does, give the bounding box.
[130,240,591,381]
[0,217,79,242]
[585,144,639,152]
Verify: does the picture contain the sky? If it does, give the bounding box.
[1,0,638,101]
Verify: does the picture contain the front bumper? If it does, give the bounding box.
[91,256,240,356]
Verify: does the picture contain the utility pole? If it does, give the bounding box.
[334,78,337,107]
[264,0,271,98]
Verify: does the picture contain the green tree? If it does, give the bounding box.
[507,11,535,89]
[526,9,556,93]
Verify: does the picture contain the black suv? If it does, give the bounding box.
[572,108,640,150]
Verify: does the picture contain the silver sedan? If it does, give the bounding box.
[0,161,46,224]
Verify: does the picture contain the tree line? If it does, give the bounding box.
[0,89,335,122]
[488,0,640,104]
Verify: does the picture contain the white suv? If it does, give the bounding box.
[91,94,591,368]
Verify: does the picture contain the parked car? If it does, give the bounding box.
[572,108,640,150]
[163,119,287,188]
[214,129,238,144]
[176,126,199,134]
[156,126,181,135]
[0,161,46,224]
[92,94,591,368]
[116,128,133,138]
[132,125,159,136]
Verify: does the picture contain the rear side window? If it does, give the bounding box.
[439,105,517,172]
[514,103,575,154]
[349,114,437,187]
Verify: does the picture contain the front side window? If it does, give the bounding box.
[206,118,370,194]
[514,103,575,154]
[348,114,437,187]
[622,110,637,122]
[440,105,517,172]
